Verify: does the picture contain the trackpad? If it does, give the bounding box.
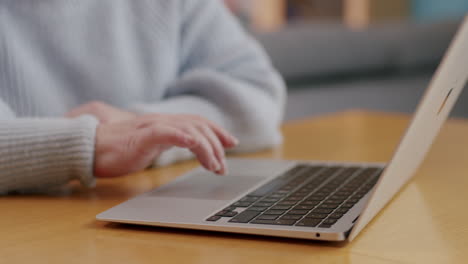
[149,170,267,200]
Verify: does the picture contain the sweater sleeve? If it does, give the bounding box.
[0,99,99,194]
[130,0,286,166]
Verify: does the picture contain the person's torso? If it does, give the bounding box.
[0,0,181,117]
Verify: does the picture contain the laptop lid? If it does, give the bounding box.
[349,15,468,241]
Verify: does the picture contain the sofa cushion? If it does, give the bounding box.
[255,20,459,82]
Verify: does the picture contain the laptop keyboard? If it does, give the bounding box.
[206,164,382,228]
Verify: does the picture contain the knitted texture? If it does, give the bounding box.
[0,0,285,192]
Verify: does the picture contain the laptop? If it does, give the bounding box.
[97,16,468,241]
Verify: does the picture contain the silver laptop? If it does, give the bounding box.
[97,16,468,241]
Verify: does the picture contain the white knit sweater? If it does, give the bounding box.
[0,0,285,193]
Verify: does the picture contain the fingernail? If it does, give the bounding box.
[231,136,239,145]
[221,159,228,175]
[211,159,221,171]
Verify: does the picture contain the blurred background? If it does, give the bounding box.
[224,0,468,121]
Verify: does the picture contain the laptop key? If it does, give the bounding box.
[287,210,309,215]
[353,193,365,199]
[323,199,343,205]
[322,218,338,225]
[229,210,260,223]
[254,202,275,207]
[341,203,354,209]
[276,201,297,206]
[268,194,287,199]
[247,167,302,197]
[263,209,287,215]
[347,198,360,204]
[206,215,221,222]
[306,196,325,201]
[328,213,343,219]
[271,205,292,210]
[335,208,349,213]
[232,202,252,207]
[223,211,238,217]
[293,205,314,210]
[296,219,321,227]
[312,208,333,214]
[284,196,303,200]
[239,196,260,202]
[300,200,320,206]
[261,198,281,202]
[256,214,279,220]
[215,210,230,216]
[314,192,329,197]
[248,206,268,212]
[319,218,338,228]
[330,195,347,200]
[250,219,297,226]
[305,213,328,219]
[280,215,303,220]
[318,204,339,209]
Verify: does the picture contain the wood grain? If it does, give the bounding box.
[2,111,467,264]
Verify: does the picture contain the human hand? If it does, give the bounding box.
[66,101,137,123]
[94,114,238,178]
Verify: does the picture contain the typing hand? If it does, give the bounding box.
[94,113,238,177]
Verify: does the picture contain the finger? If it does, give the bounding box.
[125,125,198,170]
[194,118,238,148]
[187,127,220,172]
[141,125,198,149]
[199,125,226,175]
[146,114,238,148]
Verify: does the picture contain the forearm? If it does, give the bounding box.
[0,116,98,194]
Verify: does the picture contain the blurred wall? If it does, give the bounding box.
[412,0,468,21]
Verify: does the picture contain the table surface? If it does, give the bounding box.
[2,111,468,264]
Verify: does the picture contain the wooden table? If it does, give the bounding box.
[2,111,468,264]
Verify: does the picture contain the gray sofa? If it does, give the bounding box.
[255,20,468,121]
